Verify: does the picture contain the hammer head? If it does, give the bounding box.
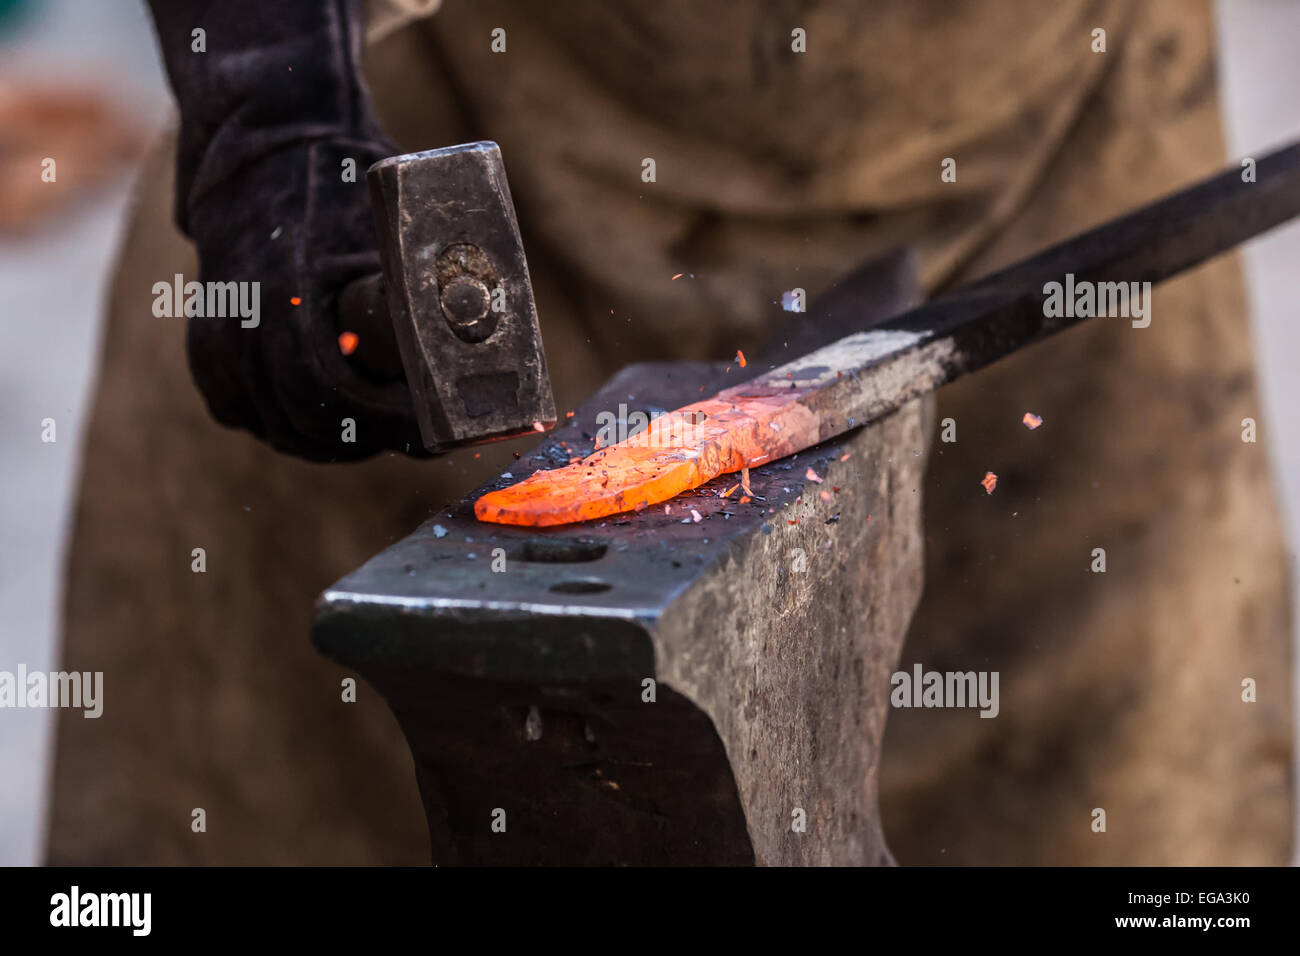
[368,142,555,452]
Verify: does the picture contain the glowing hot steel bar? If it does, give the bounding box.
[475,387,822,526]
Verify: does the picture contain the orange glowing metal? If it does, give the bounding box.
[475,383,823,527]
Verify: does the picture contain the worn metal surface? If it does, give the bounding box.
[366,141,555,451]
[314,253,924,864]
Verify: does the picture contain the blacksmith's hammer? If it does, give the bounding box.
[339,143,556,452]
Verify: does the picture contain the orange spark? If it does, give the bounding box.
[981,471,998,495]
[337,331,359,355]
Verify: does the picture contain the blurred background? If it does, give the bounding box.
[0,0,167,867]
[0,0,1297,865]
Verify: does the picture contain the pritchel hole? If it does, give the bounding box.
[517,538,607,563]
[549,579,612,594]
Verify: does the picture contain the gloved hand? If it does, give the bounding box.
[146,0,425,460]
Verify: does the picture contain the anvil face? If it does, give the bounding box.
[317,360,867,681]
[314,249,923,684]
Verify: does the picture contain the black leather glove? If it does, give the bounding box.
[146,0,425,460]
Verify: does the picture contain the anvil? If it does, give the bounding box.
[313,143,1300,865]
